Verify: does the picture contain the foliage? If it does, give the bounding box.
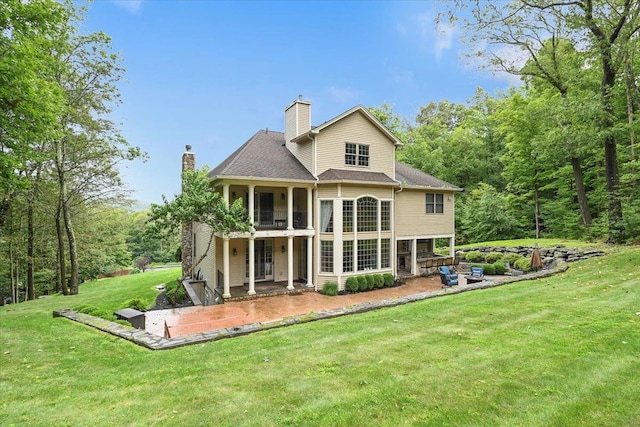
[345,277,359,293]
[460,183,521,243]
[373,274,384,289]
[165,279,187,306]
[383,273,395,287]
[320,281,338,296]
[147,167,252,276]
[365,275,375,290]
[464,250,484,263]
[357,276,368,292]
[484,252,504,264]
[513,257,533,272]
[481,263,496,275]
[502,253,525,266]
[493,261,507,275]
[121,297,150,312]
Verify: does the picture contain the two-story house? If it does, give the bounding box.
[183,97,460,300]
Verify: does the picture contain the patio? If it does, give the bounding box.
[145,273,484,338]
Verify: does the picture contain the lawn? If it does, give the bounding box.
[1,246,639,426]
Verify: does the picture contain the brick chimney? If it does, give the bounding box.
[181,145,195,278]
[284,95,311,144]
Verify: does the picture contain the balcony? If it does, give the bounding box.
[255,210,307,230]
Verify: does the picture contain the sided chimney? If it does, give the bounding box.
[284,95,311,144]
[181,145,195,278]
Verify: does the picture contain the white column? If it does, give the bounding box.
[248,238,255,295]
[248,184,255,225]
[449,237,455,257]
[223,237,231,298]
[287,236,294,290]
[287,186,294,230]
[411,239,417,276]
[223,184,230,207]
[306,236,313,288]
[306,187,313,229]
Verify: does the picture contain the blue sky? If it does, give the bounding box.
[80,1,516,206]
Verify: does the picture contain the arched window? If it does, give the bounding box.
[357,197,377,232]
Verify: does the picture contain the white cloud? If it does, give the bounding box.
[328,86,357,103]
[434,22,455,61]
[113,0,145,14]
[391,69,416,87]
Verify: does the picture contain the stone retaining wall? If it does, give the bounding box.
[457,245,604,266]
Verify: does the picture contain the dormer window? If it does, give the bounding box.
[345,143,369,167]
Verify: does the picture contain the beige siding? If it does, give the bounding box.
[316,111,395,177]
[317,185,339,199]
[395,189,455,237]
[340,185,392,200]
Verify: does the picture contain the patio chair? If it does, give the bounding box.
[464,266,485,284]
[438,266,459,287]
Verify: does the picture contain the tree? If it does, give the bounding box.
[147,167,253,278]
[442,0,640,242]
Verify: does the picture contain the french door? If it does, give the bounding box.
[245,239,273,282]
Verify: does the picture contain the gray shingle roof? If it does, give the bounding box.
[318,168,397,184]
[208,130,316,181]
[395,161,461,190]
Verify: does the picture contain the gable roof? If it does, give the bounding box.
[395,161,462,191]
[291,105,403,146]
[207,130,316,182]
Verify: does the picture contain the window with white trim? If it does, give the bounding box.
[357,239,377,271]
[381,201,390,231]
[320,200,333,232]
[357,197,377,232]
[320,241,333,273]
[343,240,353,273]
[381,238,390,268]
[345,143,369,167]
[426,193,444,214]
[343,200,353,233]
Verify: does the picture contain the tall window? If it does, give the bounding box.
[426,193,444,214]
[321,241,333,273]
[343,241,353,273]
[357,239,377,271]
[345,143,369,167]
[357,197,377,232]
[381,239,390,268]
[381,201,390,231]
[343,200,353,232]
[320,200,333,232]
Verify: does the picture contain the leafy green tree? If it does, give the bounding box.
[460,183,521,243]
[147,167,253,277]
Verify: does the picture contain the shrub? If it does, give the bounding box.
[122,297,150,311]
[493,261,507,275]
[383,273,394,287]
[166,279,187,305]
[129,268,141,275]
[482,263,496,275]
[321,281,338,296]
[457,252,466,261]
[485,252,504,264]
[345,277,359,293]
[72,304,117,322]
[513,257,533,272]
[357,276,368,292]
[465,250,484,263]
[373,274,384,289]
[366,275,375,290]
[502,253,524,266]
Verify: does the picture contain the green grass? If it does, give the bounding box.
[2,249,640,426]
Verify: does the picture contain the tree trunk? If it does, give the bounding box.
[571,156,592,231]
[27,201,35,300]
[625,54,638,187]
[534,186,540,239]
[55,209,69,295]
[601,61,625,243]
[62,194,79,294]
